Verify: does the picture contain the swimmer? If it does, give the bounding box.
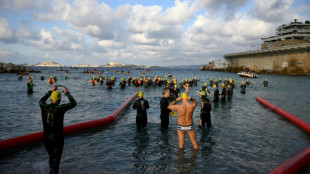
[48,76,55,84]
[160,89,171,129]
[89,76,98,86]
[39,85,77,174]
[168,93,199,150]
[210,85,219,103]
[119,78,127,89]
[221,84,226,102]
[199,91,212,128]
[227,85,232,100]
[200,83,211,95]
[64,74,68,80]
[27,79,35,94]
[40,74,45,80]
[240,81,246,94]
[263,78,268,87]
[172,85,180,100]
[18,74,23,80]
[133,91,150,131]
[209,78,213,86]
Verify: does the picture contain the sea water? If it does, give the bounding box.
[0,67,310,173]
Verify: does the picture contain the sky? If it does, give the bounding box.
[0,0,309,66]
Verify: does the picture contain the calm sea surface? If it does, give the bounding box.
[0,67,310,174]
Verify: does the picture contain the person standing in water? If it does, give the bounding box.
[168,93,199,150]
[27,79,35,94]
[240,81,247,94]
[160,89,171,130]
[133,91,149,131]
[263,78,268,87]
[211,85,219,103]
[39,85,77,174]
[199,91,212,128]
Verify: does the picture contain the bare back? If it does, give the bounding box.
[169,99,197,125]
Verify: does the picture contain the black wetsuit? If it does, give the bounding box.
[27,82,35,94]
[221,87,226,102]
[209,80,213,86]
[241,84,246,94]
[214,81,218,87]
[200,86,211,94]
[119,81,126,89]
[213,88,219,103]
[39,91,77,174]
[160,97,171,129]
[263,80,268,87]
[133,98,149,131]
[227,88,232,100]
[200,98,212,128]
[172,88,180,100]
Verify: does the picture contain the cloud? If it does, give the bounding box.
[251,0,294,23]
[196,0,251,19]
[0,18,16,43]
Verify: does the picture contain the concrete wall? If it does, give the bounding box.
[262,39,309,49]
[226,50,310,72]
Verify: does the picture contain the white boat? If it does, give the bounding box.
[238,71,258,78]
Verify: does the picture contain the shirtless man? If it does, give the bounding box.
[168,93,199,150]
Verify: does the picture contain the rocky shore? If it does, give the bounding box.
[201,65,310,76]
[0,62,38,74]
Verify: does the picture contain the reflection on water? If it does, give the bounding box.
[175,149,198,173]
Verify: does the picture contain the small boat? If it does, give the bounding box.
[238,71,258,78]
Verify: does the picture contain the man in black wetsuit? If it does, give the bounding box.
[241,81,247,94]
[199,91,212,128]
[211,85,219,103]
[221,83,227,102]
[160,89,171,129]
[133,91,149,131]
[39,85,77,174]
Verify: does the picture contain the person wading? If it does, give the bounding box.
[168,93,199,150]
[39,85,77,174]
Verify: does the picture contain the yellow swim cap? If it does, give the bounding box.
[213,85,217,88]
[242,81,245,84]
[222,83,225,86]
[200,91,206,96]
[51,91,61,101]
[174,85,177,88]
[181,93,188,99]
[138,91,143,97]
[169,112,176,117]
[204,83,207,86]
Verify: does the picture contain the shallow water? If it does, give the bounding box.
[0,67,310,174]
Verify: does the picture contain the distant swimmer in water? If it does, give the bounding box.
[168,93,199,150]
[89,76,98,86]
[39,85,77,174]
[41,74,45,80]
[240,81,246,94]
[199,91,212,128]
[211,85,219,103]
[64,74,68,80]
[53,75,57,82]
[119,78,127,89]
[27,79,35,94]
[18,74,23,80]
[133,91,150,131]
[27,74,33,80]
[263,78,268,87]
[246,79,251,86]
[200,83,211,95]
[160,89,171,130]
[48,76,55,84]
[209,78,213,86]
[106,78,113,89]
[172,85,180,100]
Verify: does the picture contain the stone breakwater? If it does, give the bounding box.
[0,62,37,74]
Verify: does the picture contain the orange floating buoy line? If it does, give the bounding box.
[0,92,138,152]
[256,97,310,173]
[256,97,310,134]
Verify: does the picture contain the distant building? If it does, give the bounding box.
[224,19,310,72]
[213,60,229,69]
